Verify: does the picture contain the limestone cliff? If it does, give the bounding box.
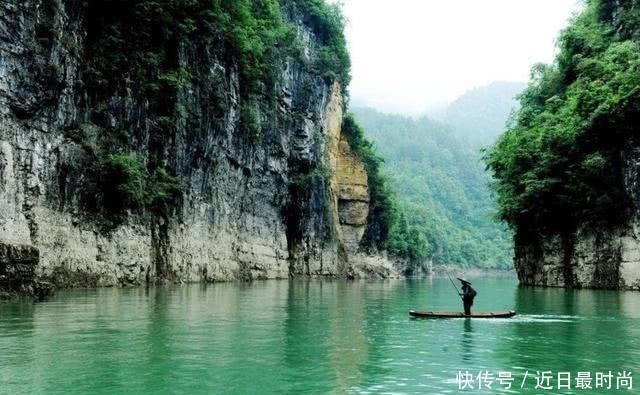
[514,143,640,290]
[326,88,370,254]
[0,0,397,294]
[515,226,640,290]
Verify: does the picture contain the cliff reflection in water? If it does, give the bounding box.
[282,280,400,395]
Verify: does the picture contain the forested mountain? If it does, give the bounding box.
[352,107,513,269]
[441,81,525,147]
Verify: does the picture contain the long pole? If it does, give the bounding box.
[447,273,462,299]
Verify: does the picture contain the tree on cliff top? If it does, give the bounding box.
[485,0,640,237]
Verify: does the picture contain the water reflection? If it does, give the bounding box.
[283,280,334,395]
[462,318,473,364]
[0,298,36,393]
[495,286,639,388]
[327,282,367,394]
[1,278,639,395]
[281,280,403,394]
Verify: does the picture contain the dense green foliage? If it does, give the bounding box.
[74,0,351,216]
[101,154,180,213]
[353,107,513,268]
[485,0,640,236]
[210,0,297,97]
[343,114,435,269]
[287,0,351,88]
[102,154,148,208]
[290,167,332,186]
[84,0,349,100]
[385,211,430,265]
[341,116,414,257]
[206,0,351,97]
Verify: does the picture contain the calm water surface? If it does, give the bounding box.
[1,277,639,394]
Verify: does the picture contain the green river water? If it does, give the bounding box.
[1,277,639,394]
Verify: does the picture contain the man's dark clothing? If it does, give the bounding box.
[460,284,477,315]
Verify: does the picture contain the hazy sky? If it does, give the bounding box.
[338,0,581,114]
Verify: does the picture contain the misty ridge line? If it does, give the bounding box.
[350,80,525,268]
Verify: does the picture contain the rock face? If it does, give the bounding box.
[0,243,39,297]
[514,227,640,290]
[326,90,370,254]
[0,1,396,292]
[514,141,640,290]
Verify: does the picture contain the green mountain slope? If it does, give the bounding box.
[443,81,526,147]
[352,107,513,269]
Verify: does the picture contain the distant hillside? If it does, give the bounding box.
[443,81,526,146]
[352,107,513,269]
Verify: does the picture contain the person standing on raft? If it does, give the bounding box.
[457,278,477,315]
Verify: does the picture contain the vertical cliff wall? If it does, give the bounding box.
[0,0,393,291]
[515,142,640,290]
[325,87,370,254]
